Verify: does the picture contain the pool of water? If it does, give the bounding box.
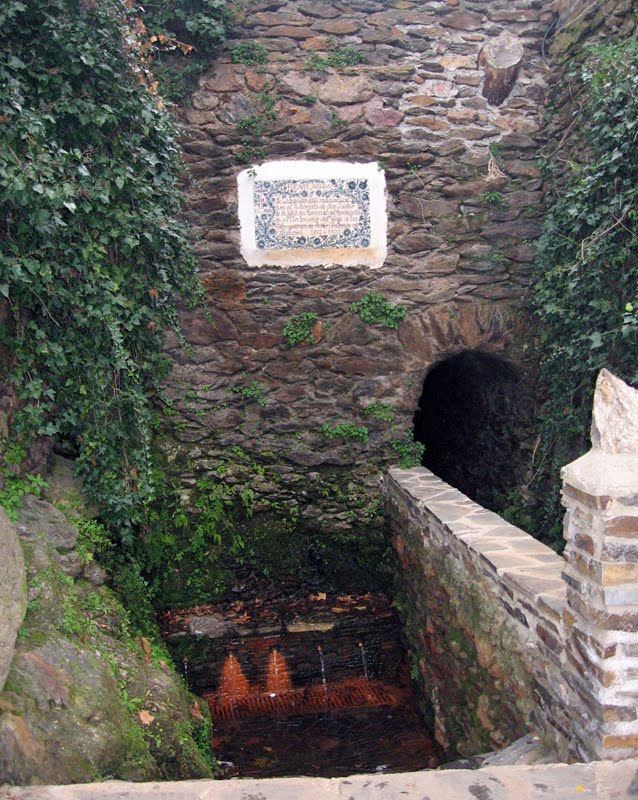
[160,592,441,778]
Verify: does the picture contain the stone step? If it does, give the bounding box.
[3,759,638,800]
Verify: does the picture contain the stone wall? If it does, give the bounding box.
[386,370,638,762]
[161,0,553,532]
[386,466,569,759]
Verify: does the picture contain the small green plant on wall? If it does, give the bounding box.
[304,40,366,73]
[235,142,266,164]
[320,423,369,444]
[282,312,319,347]
[488,140,503,161]
[330,113,347,129]
[350,292,407,330]
[237,116,264,137]
[230,381,267,406]
[229,41,268,66]
[363,401,396,423]
[391,435,425,468]
[479,190,507,209]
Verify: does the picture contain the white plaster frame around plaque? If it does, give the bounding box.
[237,160,387,268]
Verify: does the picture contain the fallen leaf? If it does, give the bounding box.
[331,607,348,614]
[191,700,205,721]
[139,636,152,658]
[138,710,155,725]
[158,660,169,671]
[310,592,327,601]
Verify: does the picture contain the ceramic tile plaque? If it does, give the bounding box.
[238,161,387,267]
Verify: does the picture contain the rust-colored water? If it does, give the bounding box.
[205,677,405,720]
[163,593,442,778]
[265,649,292,695]
[206,654,440,778]
[218,654,251,702]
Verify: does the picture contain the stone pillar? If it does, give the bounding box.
[562,369,638,760]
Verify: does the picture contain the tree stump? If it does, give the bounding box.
[479,32,524,106]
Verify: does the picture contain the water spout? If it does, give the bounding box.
[317,645,328,703]
[358,642,369,681]
[219,653,250,702]
[265,648,292,695]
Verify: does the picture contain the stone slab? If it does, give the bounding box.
[4,760,638,799]
[562,450,638,500]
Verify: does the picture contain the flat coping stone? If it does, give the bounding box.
[3,760,638,800]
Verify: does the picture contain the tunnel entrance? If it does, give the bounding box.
[413,349,530,512]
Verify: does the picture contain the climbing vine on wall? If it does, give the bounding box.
[140,0,232,104]
[0,0,202,541]
[526,37,638,547]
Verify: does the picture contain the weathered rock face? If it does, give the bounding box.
[17,496,83,578]
[0,509,26,694]
[591,369,638,455]
[161,0,551,535]
[0,496,213,785]
[549,0,635,63]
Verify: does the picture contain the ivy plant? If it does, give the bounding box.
[139,0,232,104]
[0,0,202,542]
[526,37,638,547]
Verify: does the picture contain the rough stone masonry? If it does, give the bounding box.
[159,0,635,541]
[161,0,556,532]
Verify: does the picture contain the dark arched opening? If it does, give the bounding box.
[413,349,530,511]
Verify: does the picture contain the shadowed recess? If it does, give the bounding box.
[413,350,531,511]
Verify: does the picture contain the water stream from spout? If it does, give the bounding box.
[358,642,369,681]
[219,653,250,705]
[266,648,292,696]
[317,645,328,703]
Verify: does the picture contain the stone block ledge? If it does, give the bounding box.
[387,467,567,613]
[4,760,638,800]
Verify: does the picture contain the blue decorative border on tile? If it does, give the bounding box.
[253,178,371,251]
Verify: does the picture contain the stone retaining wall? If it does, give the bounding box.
[161,0,553,530]
[386,466,569,759]
[386,370,638,762]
